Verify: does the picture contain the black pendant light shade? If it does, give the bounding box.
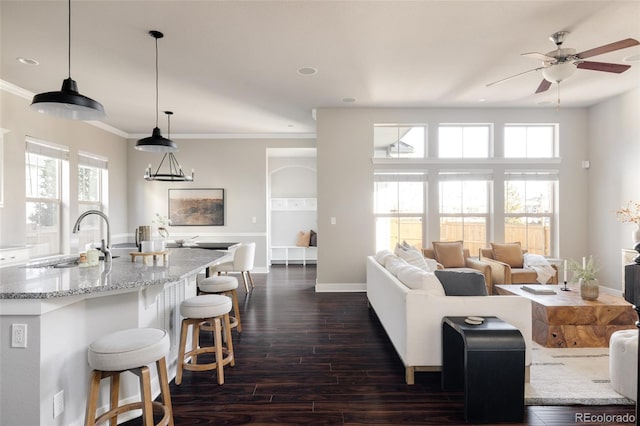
[30,0,105,120]
[136,30,177,153]
[136,127,177,152]
[144,111,194,181]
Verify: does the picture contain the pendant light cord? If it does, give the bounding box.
[67,0,71,78]
[155,35,159,128]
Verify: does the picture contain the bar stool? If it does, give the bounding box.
[176,294,235,385]
[197,273,242,333]
[85,328,173,426]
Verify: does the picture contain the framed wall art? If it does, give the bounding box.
[168,188,225,226]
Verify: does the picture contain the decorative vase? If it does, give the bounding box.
[579,278,599,301]
[633,224,640,245]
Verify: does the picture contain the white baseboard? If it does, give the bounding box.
[315,282,366,292]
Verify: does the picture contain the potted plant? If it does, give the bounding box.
[568,256,600,301]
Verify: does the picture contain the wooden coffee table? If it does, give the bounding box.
[494,284,636,348]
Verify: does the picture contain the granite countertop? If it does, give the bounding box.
[0,247,228,299]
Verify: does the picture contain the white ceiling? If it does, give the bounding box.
[2,1,640,137]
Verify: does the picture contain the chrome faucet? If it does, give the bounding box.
[73,210,111,262]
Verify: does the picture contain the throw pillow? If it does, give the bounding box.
[432,241,466,268]
[385,256,408,276]
[374,249,394,266]
[309,229,317,246]
[491,242,524,267]
[434,270,487,296]
[396,265,445,295]
[396,245,433,272]
[296,230,311,247]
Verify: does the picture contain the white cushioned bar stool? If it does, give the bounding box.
[177,294,235,385]
[197,273,242,333]
[85,328,173,426]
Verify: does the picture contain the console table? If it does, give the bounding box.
[442,316,525,424]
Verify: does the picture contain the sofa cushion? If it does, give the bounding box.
[396,265,446,295]
[432,241,465,268]
[434,270,487,296]
[491,242,524,267]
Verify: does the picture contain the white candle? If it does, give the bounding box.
[563,260,567,282]
[582,257,586,269]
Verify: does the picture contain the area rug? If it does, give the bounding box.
[525,344,635,405]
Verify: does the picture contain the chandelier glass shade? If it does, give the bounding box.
[30,0,105,120]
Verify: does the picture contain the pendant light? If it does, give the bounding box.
[136,30,177,153]
[30,0,105,120]
[144,111,194,182]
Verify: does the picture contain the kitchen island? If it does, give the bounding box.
[0,246,230,426]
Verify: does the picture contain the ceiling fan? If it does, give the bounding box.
[487,31,639,94]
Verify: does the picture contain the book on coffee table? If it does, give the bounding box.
[521,284,557,295]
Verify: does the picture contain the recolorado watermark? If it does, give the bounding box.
[575,412,635,423]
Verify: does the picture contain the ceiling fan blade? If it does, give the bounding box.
[535,79,552,94]
[577,61,632,73]
[521,52,555,62]
[486,67,544,87]
[576,38,640,59]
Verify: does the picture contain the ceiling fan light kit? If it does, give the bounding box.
[30,0,105,120]
[486,31,640,98]
[144,111,194,182]
[135,30,177,153]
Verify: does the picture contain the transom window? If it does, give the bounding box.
[438,124,491,158]
[504,124,557,158]
[373,125,426,158]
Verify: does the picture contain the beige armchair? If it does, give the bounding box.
[422,241,492,294]
[479,243,558,291]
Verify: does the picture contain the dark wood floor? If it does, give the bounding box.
[125,265,635,425]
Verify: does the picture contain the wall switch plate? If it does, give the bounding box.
[330,217,336,225]
[53,390,64,418]
[11,324,27,348]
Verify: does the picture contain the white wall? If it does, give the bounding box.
[127,137,315,272]
[588,88,640,290]
[0,89,129,250]
[316,107,591,289]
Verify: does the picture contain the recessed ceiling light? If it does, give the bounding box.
[297,67,317,76]
[623,54,640,63]
[342,97,356,103]
[287,124,294,128]
[478,98,487,103]
[17,57,39,65]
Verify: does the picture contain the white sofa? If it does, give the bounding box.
[366,255,533,384]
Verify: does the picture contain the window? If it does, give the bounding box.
[438,172,491,255]
[25,138,69,257]
[374,173,426,251]
[504,172,557,255]
[77,153,108,250]
[504,124,557,158]
[374,125,426,158]
[438,124,490,158]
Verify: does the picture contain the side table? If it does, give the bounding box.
[442,316,525,423]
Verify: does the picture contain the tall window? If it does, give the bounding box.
[25,138,68,257]
[504,172,557,255]
[438,124,491,158]
[504,124,557,158]
[374,173,426,251]
[438,173,491,255]
[77,153,108,250]
[374,125,426,158]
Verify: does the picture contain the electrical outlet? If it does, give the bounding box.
[11,324,27,348]
[53,390,64,418]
